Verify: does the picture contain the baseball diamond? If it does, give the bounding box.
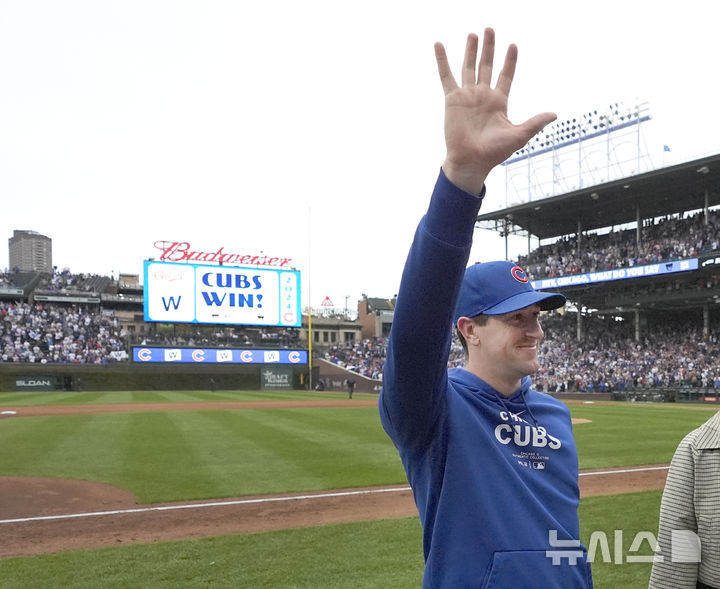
[0,400,666,559]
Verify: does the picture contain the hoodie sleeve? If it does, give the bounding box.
[379,169,484,450]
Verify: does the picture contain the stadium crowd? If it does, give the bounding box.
[534,313,720,393]
[2,296,720,393]
[35,268,90,292]
[322,311,720,393]
[0,301,127,363]
[323,337,387,380]
[133,326,300,349]
[518,209,720,280]
[3,229,720,393]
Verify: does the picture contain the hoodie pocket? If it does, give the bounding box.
[482,549,592,588]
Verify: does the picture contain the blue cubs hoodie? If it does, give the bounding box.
[379,170,593,588]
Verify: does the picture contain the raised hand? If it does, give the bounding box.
[436,28,556,195]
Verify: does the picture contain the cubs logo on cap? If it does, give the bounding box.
[510,266,529,283]
[453,260,566,324]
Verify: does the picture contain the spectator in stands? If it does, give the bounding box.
[0,301,127,363]
[3,266,720,394]
[518,209,720,281]
[324,338,387,380]
[133,325,298,349]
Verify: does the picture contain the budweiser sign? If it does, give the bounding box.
[153,241,293,268]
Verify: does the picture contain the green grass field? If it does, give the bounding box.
[0,389,360,407]
[0,492,665,588]
[0,391,717,588]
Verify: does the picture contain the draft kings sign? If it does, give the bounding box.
[143,258,301,328]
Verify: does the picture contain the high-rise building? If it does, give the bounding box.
[8,230,53,272]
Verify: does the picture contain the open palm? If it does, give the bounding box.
[436,29,556,194]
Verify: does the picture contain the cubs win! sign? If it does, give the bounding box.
[143,261,301,327]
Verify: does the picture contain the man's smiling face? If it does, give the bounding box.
[477,304,544,388]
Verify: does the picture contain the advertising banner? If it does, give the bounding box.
[132,347,307,365]
[15,376,58,392]
[260,366,294,390]
[531,258,698,290]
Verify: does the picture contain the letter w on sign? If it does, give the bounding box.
[162,296,182,311]
[165,349,182,362]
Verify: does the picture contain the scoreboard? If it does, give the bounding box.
[143,261,301,327]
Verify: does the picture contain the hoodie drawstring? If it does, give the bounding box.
[520,387,539,428]
[493,387,539,429]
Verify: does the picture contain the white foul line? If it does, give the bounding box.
[578,465,669,477]
[0,465,669,525]
[0,487,412,525]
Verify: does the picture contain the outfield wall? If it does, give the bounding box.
[556,388,720,404]
[552,392,613,402]
[0,362,309,392]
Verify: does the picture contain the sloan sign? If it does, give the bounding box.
[143,260,301,327]
[15,376,58,391]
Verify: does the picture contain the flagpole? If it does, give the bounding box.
[307,206,313,392]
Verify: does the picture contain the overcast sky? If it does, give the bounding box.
[2,1,719,310]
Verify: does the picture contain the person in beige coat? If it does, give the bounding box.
[650,410,720,589]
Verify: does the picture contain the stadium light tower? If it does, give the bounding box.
[501,101,652,206]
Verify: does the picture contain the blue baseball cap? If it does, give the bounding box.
[453,261,565,325]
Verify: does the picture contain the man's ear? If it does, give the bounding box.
[457,316,482,347]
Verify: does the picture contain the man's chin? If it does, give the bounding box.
[516,350,539,365]
[521,358,540,375]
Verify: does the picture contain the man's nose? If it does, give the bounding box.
[527,320,543,339]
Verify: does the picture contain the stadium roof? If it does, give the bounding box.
[477,153,720,240]
[364,297,396,312]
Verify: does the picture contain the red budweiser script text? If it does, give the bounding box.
[154,241,293,268]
